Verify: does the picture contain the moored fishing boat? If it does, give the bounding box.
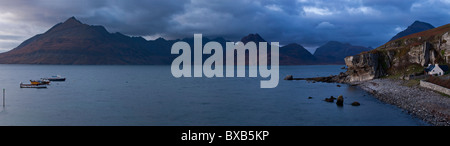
[30,79,50,85]
[43,75,66,81]
[20,83,47,88]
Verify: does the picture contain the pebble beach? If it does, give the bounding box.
[357,79,450,126]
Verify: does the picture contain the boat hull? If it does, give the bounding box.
[20,84,47,88]
[43,75,66,81]
[47,78,66,81]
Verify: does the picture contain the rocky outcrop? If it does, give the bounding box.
[287,72,349,83]
[284,75,293,80]
[336,95,344,106]
[324,96,336,102]
[351,102,360,106]
[345,52,386,82]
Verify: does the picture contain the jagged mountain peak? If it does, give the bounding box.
[154,37,166,41]
[411,20,434,27]
[283,43,304,48]
[45,16,88,34]
[390,20,435,41]
[323,41,344,46]
[64,16,83,25]
[241,33,267,43]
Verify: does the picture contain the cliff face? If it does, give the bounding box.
[345,23,450,82]
[345,52,386,82]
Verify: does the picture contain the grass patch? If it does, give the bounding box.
[405,64,425,74]
[403,79,420,87]
[386,63,424,79]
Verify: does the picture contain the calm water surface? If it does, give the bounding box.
[0,65,427,126]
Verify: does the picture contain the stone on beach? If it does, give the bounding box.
[358,79,450,126]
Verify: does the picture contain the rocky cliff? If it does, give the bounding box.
[345,23,450,82]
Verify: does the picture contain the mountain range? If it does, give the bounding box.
[0,17,434,65]
[0,17,179,64]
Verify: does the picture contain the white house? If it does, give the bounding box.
[425,64,449,76]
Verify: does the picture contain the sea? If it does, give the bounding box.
[0,65,428,126]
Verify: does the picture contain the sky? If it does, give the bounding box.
[0,0,450,53]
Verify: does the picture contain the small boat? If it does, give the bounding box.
[30,79,50,85]
[20,83,47,88]
[43,75,66,81]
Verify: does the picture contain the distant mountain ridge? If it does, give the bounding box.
[314,41,371,64]
[280,43,317,65]
[236,33,318,65]
[0,17,165,64]
[241,33,267,44]
[0,17,371,65]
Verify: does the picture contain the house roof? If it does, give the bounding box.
[425,65,434,72]
[440,65,449,72]
[425,65,449,72]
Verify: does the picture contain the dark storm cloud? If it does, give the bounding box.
[0,0,450,52]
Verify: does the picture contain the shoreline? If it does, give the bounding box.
[355,79,450,126]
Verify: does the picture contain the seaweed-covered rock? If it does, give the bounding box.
[284,75,293,80]
[351,102,361,106]
[336,95,344,106]
[324,96,336,102]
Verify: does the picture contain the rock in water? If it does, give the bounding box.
[336,95,344,106]
[330,96,336,100]
[324,96,336,102]
[284,75,293,80]
[351,102,360,106]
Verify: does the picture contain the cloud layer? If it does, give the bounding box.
[0,0,449,52]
